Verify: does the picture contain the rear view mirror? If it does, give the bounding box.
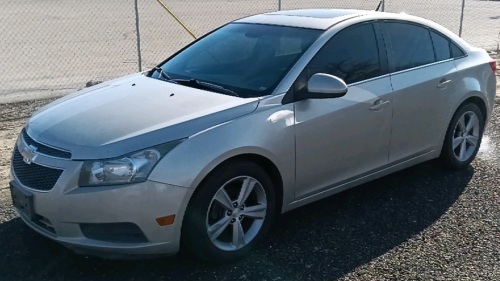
[306,73,348,99]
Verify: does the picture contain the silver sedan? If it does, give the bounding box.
[9,9,497,262]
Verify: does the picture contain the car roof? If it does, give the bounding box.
[266,9,364,19]
[235,9,369,30]
[235,9,470,50]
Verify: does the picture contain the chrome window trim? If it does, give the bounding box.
[453,54,468,60]
[347,73,392,87]
[310,56,455,87]
[388,57,455,77]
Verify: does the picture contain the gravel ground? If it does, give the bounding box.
[0,60,499,280]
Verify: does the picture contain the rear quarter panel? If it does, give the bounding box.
[453,50,496,125]
[431,50,497,155]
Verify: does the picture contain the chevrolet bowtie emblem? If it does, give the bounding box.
[22,145,38,164]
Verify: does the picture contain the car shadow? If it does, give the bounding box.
[0,160,473,281]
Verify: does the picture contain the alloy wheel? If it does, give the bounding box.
[206,176,267,251]
[452,111,480,161]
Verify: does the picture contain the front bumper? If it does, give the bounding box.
[11,139,194,259]
[13,179,193,259]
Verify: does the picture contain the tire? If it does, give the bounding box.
[181,160,276,263]
[441,103,484,170]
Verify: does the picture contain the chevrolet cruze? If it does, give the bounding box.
[10,9,497,262]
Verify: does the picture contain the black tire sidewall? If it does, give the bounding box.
[442,103,484,169]
[182,160,276,263]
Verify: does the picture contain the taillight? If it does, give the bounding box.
[490,60,497,74]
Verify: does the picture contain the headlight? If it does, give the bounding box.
[79,139,184,186]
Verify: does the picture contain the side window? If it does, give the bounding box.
[384,22,435,71]
[302,23,383,85]
[451,42,465,58]
[430,30,451,61]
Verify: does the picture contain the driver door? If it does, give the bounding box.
[293,22,394,199]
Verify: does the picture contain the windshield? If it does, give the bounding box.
[151,23,322,98]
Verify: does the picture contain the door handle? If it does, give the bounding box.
[370,99,390,111]
[437,78,451,89]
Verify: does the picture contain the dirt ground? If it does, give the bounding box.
[0,98,57,222]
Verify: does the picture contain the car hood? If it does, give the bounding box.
[26,73,259,159]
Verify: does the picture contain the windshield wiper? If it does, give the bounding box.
[153,67,172,81]
[172,78,240,97]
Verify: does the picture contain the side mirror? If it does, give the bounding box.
[306,73,348,99]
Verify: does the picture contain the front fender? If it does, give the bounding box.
[148,95,296,211]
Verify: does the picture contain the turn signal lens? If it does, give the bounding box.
[490,60,497,74]
[156,215,176,226]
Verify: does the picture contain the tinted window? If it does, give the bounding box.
[303,23,383,85]
[430,31,451,61]
[451,42,465,58]
[154,24,322,98]
[185,32,258,69]
[384,23,435,71]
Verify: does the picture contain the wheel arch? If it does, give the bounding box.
[438,92,488,153]
[439,93,487,168]
[459,95,488,123]
[189,152,285,216]
[179,152,285,253]
[448,92,489,132]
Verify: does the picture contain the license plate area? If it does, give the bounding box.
[10,181,37,221]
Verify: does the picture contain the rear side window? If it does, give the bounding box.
[303,23,383,85]
[384,22,435,71]
[451,42,466,58]
[430,31,451,61]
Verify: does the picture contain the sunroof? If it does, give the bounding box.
[267,9,363,19]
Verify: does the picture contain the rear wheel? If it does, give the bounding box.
[182,160,276,263]
[441,103,484,169]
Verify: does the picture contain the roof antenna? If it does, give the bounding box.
[375,0,382,11]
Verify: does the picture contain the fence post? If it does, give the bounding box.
[459,0,465,37]
[381,0,385,12]
[134,0,143,72]
[278,0,281,11]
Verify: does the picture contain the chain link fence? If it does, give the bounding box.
[1,0,499,102]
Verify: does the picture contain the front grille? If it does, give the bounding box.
[22,130,72,159]
[12,148,63,191]
[80,223,149,243]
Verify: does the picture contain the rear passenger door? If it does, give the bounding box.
[381,21,459,163]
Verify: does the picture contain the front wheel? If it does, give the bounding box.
[182,160,276,263]
[441,103,484,169]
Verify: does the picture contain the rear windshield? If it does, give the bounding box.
[152,23,322,98]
